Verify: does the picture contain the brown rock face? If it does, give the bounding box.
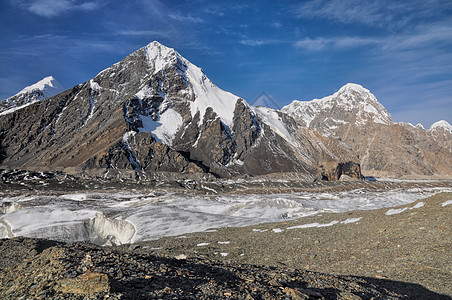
[320,161,362,181]
[55,271,110,294]
[336,122,452,177]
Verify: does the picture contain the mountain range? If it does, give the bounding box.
[0,41,451,180]
[282,84,452,177]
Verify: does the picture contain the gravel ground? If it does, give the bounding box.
[0,236,448,299]
[0,192,451,299]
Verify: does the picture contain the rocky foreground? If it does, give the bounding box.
[0,192,451,299]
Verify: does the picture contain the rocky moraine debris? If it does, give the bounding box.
[0,236,450,300]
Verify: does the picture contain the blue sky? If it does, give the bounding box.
[1,0,451,127]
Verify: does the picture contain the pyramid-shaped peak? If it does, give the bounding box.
[143,41,178,61]
[17,76,64,98]
[144,41,175,52]
[138,41,187,74]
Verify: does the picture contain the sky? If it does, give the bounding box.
[0,0,451,127]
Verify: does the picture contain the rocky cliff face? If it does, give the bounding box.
[0,41,358,180]
[283,84,452,177]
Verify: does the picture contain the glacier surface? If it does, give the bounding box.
[1,184,450,243]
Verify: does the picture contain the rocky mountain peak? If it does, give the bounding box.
[333,83,392,123]
[0,76,64,115]
[16,76,64,98]
[142,41,183,74]
[282,83,393,134]
[429,120,452,133]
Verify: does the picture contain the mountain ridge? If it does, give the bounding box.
[0,41,360,181]
[1,41,450,179]
[283,84,452,177]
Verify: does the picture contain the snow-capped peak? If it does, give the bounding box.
[16,76,64,99]
[429,120,452,133]
[334,83,378,105]
[139,41,240,128]
[415,123,425,130]
[336,83,370,95]
[143,41,180,74]
[282,83,393,132]
[1,76,64,116]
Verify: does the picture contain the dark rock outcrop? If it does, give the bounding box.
[321,161,362,181]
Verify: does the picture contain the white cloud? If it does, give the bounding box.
[26,0,99,17]
[294,36,381,51]
[240,39,268,46]
[204,6,225,17]
[272,22,282,29]
[388,25,452,50]
[294,38,329,51]
[294,24,452,52]
[168,14,204,24]
[296,0,452,28]
[240,39,286,46]
[296,0,387,26]
[118,30,171,37]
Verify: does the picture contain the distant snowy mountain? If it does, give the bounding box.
[429,120,452,133]
[282,83,393,136]
[283,84,452,177]
[0,76,64,115]
[0,41,360,181]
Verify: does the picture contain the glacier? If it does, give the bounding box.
[1,183,450,244]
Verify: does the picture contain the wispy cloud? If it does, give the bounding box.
[24,0,100,17]
[294,38,330,51]
[240,39,287,46]
[294,36,381,51]
[6,33,116,57]
[117,30,172,37]
[294,24,452,52]
[296,0,452,28]
[387,25,452,50]
[168,14,204,24]
[296,0,385,26]
[204,5,225,17]
[271,22,282,29]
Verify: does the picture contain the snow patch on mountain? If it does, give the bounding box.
[398,122,427,131]
[0,103,34,116]
[429,120,452,133]
[185,62,239,128]
[89,79,101,92]
[139,107,183,146]
[254,106,298,146]
[143,41,239,128]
